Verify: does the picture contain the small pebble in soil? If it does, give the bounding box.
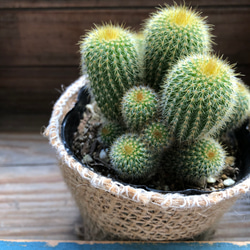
[82,154,94,164]
[99,149,108,160]
[217,182,224,189]
[207,176,216,184]
[221,174,228,180]
[225,156,236,166]
[223,178,235,187]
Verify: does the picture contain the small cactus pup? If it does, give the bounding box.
[99,122,124,146]
[110,134,154,181]
[143,4,213,91]
[142,121,171,151]
[161,54,238,143]
[121,85,158,131]
[79,23,140,122]
[163,137,226,186]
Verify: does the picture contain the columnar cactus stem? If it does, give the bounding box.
[143,4,212,91]
[161,54,237,142]
[79,23,140,122]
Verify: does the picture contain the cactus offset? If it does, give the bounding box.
[79,23,140,122]
[164,137,226,185]
[143,4,212,91]
[110,134,154,181]
[161,54,237,142]
[142,121,171,150]
[122,86,158,131]
[99,122,124,146]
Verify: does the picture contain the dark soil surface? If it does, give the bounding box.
[71,107,240,193]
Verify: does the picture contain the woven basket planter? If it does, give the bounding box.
[45,75,250,241]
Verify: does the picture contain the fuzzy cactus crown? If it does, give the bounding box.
[79,4,250,186]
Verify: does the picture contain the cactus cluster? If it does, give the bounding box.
[79,4,249,188]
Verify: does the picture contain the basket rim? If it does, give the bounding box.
[44,75,250,208]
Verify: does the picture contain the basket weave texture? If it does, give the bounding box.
[45,76,250,241]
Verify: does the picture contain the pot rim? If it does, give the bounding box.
[44,75,250,208]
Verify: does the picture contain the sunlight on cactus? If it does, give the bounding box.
[143,4,212,91]
[161,54,238,142]
[79,23,140,122]
[163,137,226,185]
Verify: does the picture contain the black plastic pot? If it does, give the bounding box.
[61,86,250,195]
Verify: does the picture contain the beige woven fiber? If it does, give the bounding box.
[45,76,250,241]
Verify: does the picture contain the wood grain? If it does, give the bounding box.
[0,1,250,131]
[1,7,249,66]
[0,133,249,241]
[1,0,250,8]
[0,67,78,114]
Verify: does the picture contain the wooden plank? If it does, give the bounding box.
[0,133,249,241]
[0,66,78,131]
[1,0,250,8]
[0,9,149,66]
[212,196,250,241]
[0,114,52,132]
[0,67,78,115]
[0,241,250,250]
[0,7,249,67]
[0,133,81,240]
[0,164,81,240]
[0,133,57,166]
[205,8,250,68]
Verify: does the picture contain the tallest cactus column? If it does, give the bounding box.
[143,5,213,92]
[80,24,140,122]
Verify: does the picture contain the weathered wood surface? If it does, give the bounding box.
[0,133,249,241]
[2,0,250,8]
[0,1,250,132]
[1,7,249,66]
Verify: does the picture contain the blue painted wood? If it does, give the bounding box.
[0,241,250,250]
